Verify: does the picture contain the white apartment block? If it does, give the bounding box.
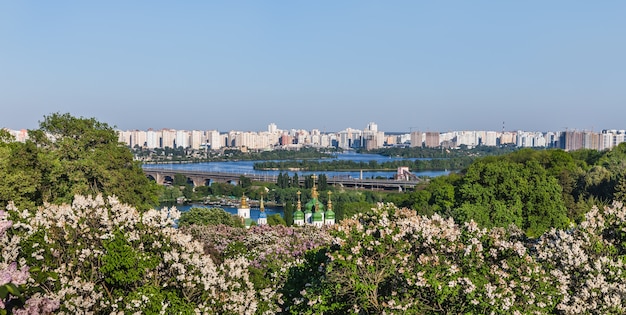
[175,130,189,149]
[161,129,176,148]
[146,129,159,148]
[110,122,624,152]
[484,131,498,146]
[205,130,221,150]
[190,130,203,150]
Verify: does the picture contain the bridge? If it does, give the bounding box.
[143,168,423,191]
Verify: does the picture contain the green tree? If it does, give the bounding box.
[456,159,568,237]
[277,172,290,189]
[267,214,286,226]
[614,175,626,202]
[2,113,159,210]
[291,173,299,188]
[426,175,458,216]
[178,207,244,228]
[182,185,194,200]
[304,175,314,189]
[0,141,43,210]
[318,173,328,191]
[173,174,188,186]
[158,185,182,202]
[284,200,294,226]
[238,175,252,189]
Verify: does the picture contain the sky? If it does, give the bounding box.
[1,1,625,133]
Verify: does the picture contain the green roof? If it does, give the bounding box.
[325,210,335,220]
[294,210,304,220]
[312,211,323,222]
[305,198,325,213]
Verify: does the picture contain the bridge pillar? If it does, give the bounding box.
[189,176,205,187]
[155,173,164,185]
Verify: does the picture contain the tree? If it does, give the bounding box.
[304,175,314,189]
[455,159,568,237]
[614,175,626,202]
[291,173,299,188]
[426,175,458,216]
[284,200,294,226]
[2,113,159,210]
[182,185,194,200]
[277,172,290,189]
[178,207,244,228]
[173,174,188,186]
[267,214,286,226]
[238,175,252,189]
[318,174,328,191]
[0,141,43,210]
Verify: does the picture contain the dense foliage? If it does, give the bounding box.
[369,145,518,158]
[253,157,473,173]
[0,113,159,211]
[386,147,626,237]
[136,146,335,163]
[178,207,244,228]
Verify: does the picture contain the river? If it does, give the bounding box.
[143,152,451,179]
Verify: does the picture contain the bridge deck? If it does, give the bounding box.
[143,168,422,190]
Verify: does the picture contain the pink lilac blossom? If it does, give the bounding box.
[1,206,59,314]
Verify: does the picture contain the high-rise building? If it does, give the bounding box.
[366,122,378,132]
[410,132,423,148]
[268,123,278,133]
[146,129,159,148]
[175,130,189,149]
[161,129,176,148]
[561,130,584,151]
[484,131,498,146]
[206,130,221,150]
[499,132,516,145]
[188,130,202,149]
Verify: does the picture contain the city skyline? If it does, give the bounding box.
[5,121,626,152]
[1,1,625,131]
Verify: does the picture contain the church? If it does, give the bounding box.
[237,175,335,227]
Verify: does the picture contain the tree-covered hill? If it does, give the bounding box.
[387,146,626,237]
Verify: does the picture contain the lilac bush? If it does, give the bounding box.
[537,201,626,314]
[0,210,59,314]
[288,203,559,314]
[6,195,257,314]
[183,223,332,313]
[4,196,626,314]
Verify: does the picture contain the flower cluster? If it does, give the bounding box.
[7,195,257,314]
[0,209,59,314]
[5,196,626,314]
[288,203,558,314]
[183,223,332,313]
[536,201,626,314]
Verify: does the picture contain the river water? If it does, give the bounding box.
[143,152,451,179]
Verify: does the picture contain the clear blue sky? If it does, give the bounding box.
[1,1,625,132]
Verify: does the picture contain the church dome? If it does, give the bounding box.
[312,211,323,222]
[294,210,304,220]
[305,198,325,213]
[325,209,335,220]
